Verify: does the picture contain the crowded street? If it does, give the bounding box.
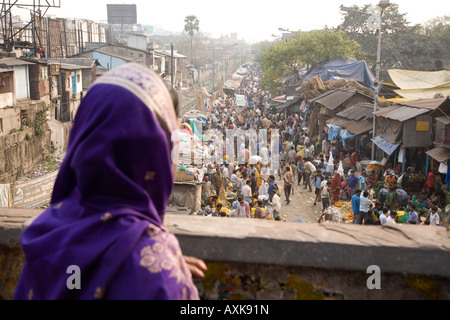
[175,62,450,228]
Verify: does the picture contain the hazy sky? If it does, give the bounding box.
[12,0,450,43]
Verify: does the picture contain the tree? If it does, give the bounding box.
[337,4,450,81]
[184,15,200,66]
[260,29,362,94]
[251,40,273,64]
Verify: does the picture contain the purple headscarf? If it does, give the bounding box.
[14,63,199,300]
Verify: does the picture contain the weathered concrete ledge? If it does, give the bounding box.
[1,208,450,300]
[164,215,450,278]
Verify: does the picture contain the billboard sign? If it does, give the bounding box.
[107,4,137,25]
[13,171,58,208]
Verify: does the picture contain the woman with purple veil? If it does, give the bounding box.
[14,63,206,300]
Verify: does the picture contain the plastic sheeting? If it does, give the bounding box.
[169,182,203,214]
[371,136,400,156]
[394,84,450,101]
[327,124,341,141]
[388,69,450,100]
[388,69,450,90]
[303,57,376,89]
[327,124,355,147]
[0,184,12,207]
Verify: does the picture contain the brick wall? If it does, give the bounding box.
[28,64,49,101]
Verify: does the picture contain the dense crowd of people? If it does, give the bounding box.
[192,63,450,229]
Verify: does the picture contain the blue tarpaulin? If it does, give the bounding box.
[446,163,450,184]
[340,129,355,147]
[303,57,376,89]
[328,124,341,141]
[371,136,401,156]
[327,124,356,147]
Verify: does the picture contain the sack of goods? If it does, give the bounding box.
[323,206,343,223]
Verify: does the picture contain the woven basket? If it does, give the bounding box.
[175,170,195,182]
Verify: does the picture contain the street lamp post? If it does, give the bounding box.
[372,0,390,160]
[340,1,390,160]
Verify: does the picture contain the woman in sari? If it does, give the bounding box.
[385,188,398,211]
[331,172,341,204]
[14,63,206,300]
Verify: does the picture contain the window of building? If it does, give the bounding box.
[42,68,48,80]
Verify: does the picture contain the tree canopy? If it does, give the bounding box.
[184,15,200,67]
[337,5,450,82]
[184,15,200,37]
[260,29,362,94]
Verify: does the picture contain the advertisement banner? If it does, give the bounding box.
[0,184,12,207]
[13,172,58,209]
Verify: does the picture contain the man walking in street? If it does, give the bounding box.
[352,189,361,224]
[267,175,278,202]
[283,166,294,204]
[311,170,324,206]
[297,157,305,186]
[348,170,358,198]
[303,158,313,192]
[212,165,223,197]
[357,190,373,225]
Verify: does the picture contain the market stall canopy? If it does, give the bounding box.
[374,104,433,147]
[224,79,241,90]
[284,97,304,114]
[435,116,450,125]
[303,57,376,89]
[336,102,374,121]
[399,97,447,111]
[373,105,430,122]
[388,69,450,100]
[309,89,365,111]
[394,84,450,101]
[183,108,207,120]
[388,69,450,90]
[272,95,287,103]
[371,136,401,156]
[327,117,372,136]
[426,147,450,163]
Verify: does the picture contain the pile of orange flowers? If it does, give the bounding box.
[334,202,345,208]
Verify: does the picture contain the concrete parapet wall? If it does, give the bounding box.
[1,209,449,300]
[168,215,450,300]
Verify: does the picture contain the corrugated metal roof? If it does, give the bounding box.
[310,89,359,111]
[327,117,372,136]
[154,50,186,59]
[44,58,98,69]
[337,102,374,121]
[57,63,82,71]
[0,58,35,66]
[398,97,446,110]
[373,105,430,122]
[426,147,450,163]
[309,89,335,102]
[435,116,450,125]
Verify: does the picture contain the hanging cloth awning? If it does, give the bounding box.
[372,136,401,156]
[426,147,450,163]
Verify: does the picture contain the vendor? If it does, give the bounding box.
[368,170,378,186]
